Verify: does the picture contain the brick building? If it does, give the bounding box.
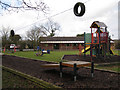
[40,37,84,50]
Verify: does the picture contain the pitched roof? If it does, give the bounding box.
[40,37,84,41]
[40,41,84,44]
[90,21,107,28]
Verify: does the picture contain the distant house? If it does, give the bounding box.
[40,37,84,50]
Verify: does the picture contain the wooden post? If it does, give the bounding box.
[84,32,86,58]
[74,63,77,81]
[60,62,62,78]
[109,36,111,55]
[103,43,106,60]
[106,32,110,55]
[90,28,93,62]
[90,44,92,58]
[91,61,94,77]
[98,27,101,57]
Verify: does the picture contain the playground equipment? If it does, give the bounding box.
[73,2,85,17]
[36,46,50,56]
[36,52,43,56]
[36,46,43,56]
[3,47,6,53]
[42,49,50,54]
[4,44,17,53]
[82,21,114,59]
[81,46,90,53]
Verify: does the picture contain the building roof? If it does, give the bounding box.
[41,41,84,44]
[40,37,84,44]
[39,36,114,44]
[90,21,107,28]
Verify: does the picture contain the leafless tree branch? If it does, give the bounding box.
[0,0,49,14]
[40,20,61,37]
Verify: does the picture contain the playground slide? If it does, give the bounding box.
[81,46,91,53]
[110,48,114,55]
[82,46,114,55]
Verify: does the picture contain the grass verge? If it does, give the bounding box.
[2,69,40,88]
[95,63,120,72]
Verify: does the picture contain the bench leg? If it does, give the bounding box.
[74,63,77,81]
[91,61,94,77]
[60,62,62,78]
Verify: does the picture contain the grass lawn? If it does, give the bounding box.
[95,63,120,72]
[5,50,79,63]
[113,49,120,55]
[4,49,119,63]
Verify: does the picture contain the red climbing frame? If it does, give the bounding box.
[100,32,108,43]
[91,32,108,44]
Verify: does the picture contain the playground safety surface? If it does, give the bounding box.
[2,55,119,88]
[63,55,119,64]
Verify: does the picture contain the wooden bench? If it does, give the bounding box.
[40,57,94,81]
[40,64,59,67]
[59,61,94,81]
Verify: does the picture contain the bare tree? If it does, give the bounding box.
[40,20,61,37]
[0,26,11,48]
[0,27,9,37]
[26,25,46,49]
[0,0,49,14]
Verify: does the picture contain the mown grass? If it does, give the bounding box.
[4,49,119,63]
[95,63,120,72]
[113,49,120,55]
[5,50,79,63]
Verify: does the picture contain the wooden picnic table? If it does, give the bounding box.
[60,61,94,81]
[61,61,91,67]
[40,61,94,81]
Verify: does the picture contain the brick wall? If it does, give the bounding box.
[40,43,84,51]
[40,43,53,50]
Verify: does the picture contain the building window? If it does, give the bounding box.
[45,44,48,47]
[66,44,70,46]
[73,44,78,46]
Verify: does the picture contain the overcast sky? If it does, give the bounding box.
[0,0,119,39]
